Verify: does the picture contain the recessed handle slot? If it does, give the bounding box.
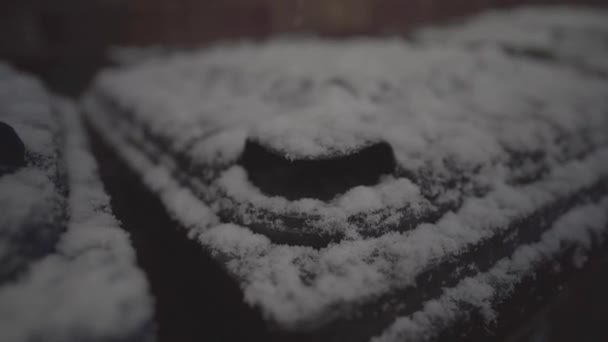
[0,122,25,173]
[239,139,396,201]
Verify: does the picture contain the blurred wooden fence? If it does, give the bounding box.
[2,0,607,62]
[1,0,606,95]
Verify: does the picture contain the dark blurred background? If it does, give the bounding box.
[1,0,607,95]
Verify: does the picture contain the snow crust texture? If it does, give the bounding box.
[85,6,608,340]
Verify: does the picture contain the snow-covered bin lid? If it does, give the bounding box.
[0,65,154,342]
[86,36,608,247]
[84,9,608,337]
[415,6,608,74]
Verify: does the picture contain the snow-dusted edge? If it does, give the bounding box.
[0,99,155,342]
[373,197,608,342]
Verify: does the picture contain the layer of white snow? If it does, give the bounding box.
[89,102,608,329]
[0,66,154,342]
[88,84,608,329]
[84,5,608,337]
[416,6,608,73]
[86,34,608,238]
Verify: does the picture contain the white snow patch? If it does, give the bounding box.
[0,97,154,342]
